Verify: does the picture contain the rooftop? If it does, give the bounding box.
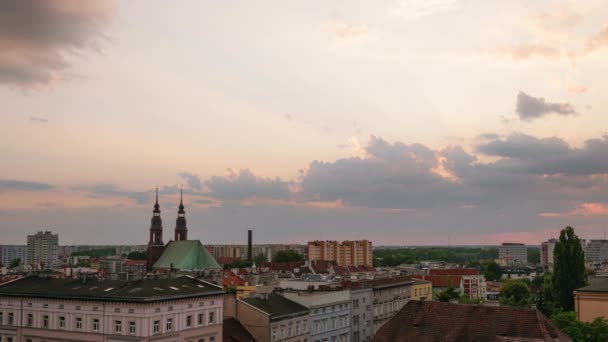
[240,293,309,320]
[153,240,221,270]
[223,317,256,342]
[576,276,608,293]
[0,275,223,303]
[374,301,571,342]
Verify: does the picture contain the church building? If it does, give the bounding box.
[147,188,221,271]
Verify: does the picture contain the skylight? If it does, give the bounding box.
[104,288,113,292]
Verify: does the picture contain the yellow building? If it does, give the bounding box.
[575,277,608,322]
[236,284,257,299]
[412,279,433,301]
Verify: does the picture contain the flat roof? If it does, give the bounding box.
[0,275,223,303]
[241,293,309,319]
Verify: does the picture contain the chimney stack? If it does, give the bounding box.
[247,230,253,262]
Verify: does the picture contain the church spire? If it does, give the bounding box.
[175,187,188,241]
[149,186,163,246]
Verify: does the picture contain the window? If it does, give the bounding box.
[153,320,160,334]
[76,306,81,310]
[114,308,120,313]
[198,313,204,325]
[59,316,65,328]
[43,303,49,308]
[0,311,3,324]
[272,330,277,341]
[187,315,192,327]
[93,319,100,331]
[209,337,215,342]
[43,315,49,328]
[208,312,214,324]
[129,321,136,334]
[59,304,64,309]
[8,312,14,325]
[296,322,300,334]
[27,313,33,326]
[75,317,82,329]
[115,320,122,333]
[166,318,173,332]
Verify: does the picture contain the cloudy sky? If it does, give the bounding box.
[2,0,608,245]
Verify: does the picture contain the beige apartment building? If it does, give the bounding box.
[0,275,224,342]
[575,277,608,322]
[307,240,372,267]
[237,293,309,342]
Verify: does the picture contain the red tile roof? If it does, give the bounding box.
[413,275,462,288]
[373,301,572,342]
[123,260,146,266]
[223,270,246,287]
[428,268,479,276]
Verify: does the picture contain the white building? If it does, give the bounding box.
[498,243,527,263]
[0,245,26,267]
[0,275,224,342]
[281,290,351,342]
[27,231,59,269]
[586,240,608,263]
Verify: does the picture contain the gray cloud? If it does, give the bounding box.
[88,184,151,205]
[0,179,53,192]
[516,91,576,121]
[0,0,114,87]
[178,172,203,191]
[29,116,48,123]
[205,169,290,201]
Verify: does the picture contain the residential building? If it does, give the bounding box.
[27,231,59,269]
[541,239,557,269]
[350,288,373,342]
[206,244,307,264]
[373,301,571,342]
[0,275,224,342]
[237,293,310,342]
[498,243,527,263]
[223,317,255,342]
[575,276,608,322]
[0,245,26,267]
[307,241,372,267]
[281,290,351,342]
[586,240,608,263]
[122,259,147,275]
[415,269,486,300]
[98,257,124,274]
[411,279,432,301]
[367,277,412,334]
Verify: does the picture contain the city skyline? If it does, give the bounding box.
[3,1,608,245]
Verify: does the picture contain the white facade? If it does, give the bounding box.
[498,243,527,263]
[586,240,608,263]
[281,290,351,342]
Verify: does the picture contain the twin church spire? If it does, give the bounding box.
[148,187,188,246]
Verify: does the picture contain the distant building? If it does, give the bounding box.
[498,243,527,263]
[206,244,307,264]
[122,259,146,275]
[585,240,608,263]
[0,245,26,267]
[541,239,557,269]
[98,257,124,274]
[307,240,373,267]
[281,289,351,342]
[411,279,432,301]
[575,276,608,322]
[237,293,310,342]
[0,275,224,341]
[26,231,59,269]
[415,269,486,300]
[373,301,571,342]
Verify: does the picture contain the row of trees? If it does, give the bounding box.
[223,250,304,270]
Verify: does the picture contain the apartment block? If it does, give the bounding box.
[307,241,372,267]
[27,231,59,269]
[0,245,26,267]
[498,243,527,263]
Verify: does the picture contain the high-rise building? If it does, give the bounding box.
[307,240,373,267]
[541,239,557,269]
[586,240,608,263]
[0,245,27,267]
[26,231,59,269]
[498,243,527,263]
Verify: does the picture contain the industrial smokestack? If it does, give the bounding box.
[248,229,253,262]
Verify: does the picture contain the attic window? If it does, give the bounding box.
[196,284,204,288]
[169,286,179,291]
[153,287,164,291]
[104,287,114,292]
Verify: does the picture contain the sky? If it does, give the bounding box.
[2,0,608,245]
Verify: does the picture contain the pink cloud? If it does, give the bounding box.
[540,202,608,218]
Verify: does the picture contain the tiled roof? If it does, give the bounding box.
[310,260,336,274]
[123,259,146,266]
[342,276,414,289]
[414,275,462,288]
[218,257,241,265]
[373,301,572,342]
[428,268,479,276]
[223,317,256,342]
[223,270,246,287]
[153,240,221,270]
[576,276,608,292]
[240,293,309,319]
[0,275,223,303]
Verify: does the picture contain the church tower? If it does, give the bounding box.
[147,187,165,270]
[174,188,188,241]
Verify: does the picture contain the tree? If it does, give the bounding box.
[436,286,460,302]
[483,260,503,281]
[527,247,541,264]
[552,311,608,342]
[272,250,304,263]
[127,251,147,260]
[253,253,267,265]
[553,226,586,311]
[500,279,530,307]
[8,258,20,269]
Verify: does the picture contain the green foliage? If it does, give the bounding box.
[272,250,304,263]
[223,260,253,270]
[499,279,531,307]
[436,286,460,302]
[527,247,541,264]
[373,247,499,267]
[71,248,116,257]
[482,260,502,281]
[553,226,586,311]
[551,311,608,342]
[253,253,267,265]
[8,258,21,269]
[458,296,483,305]
[127,251,147,260]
